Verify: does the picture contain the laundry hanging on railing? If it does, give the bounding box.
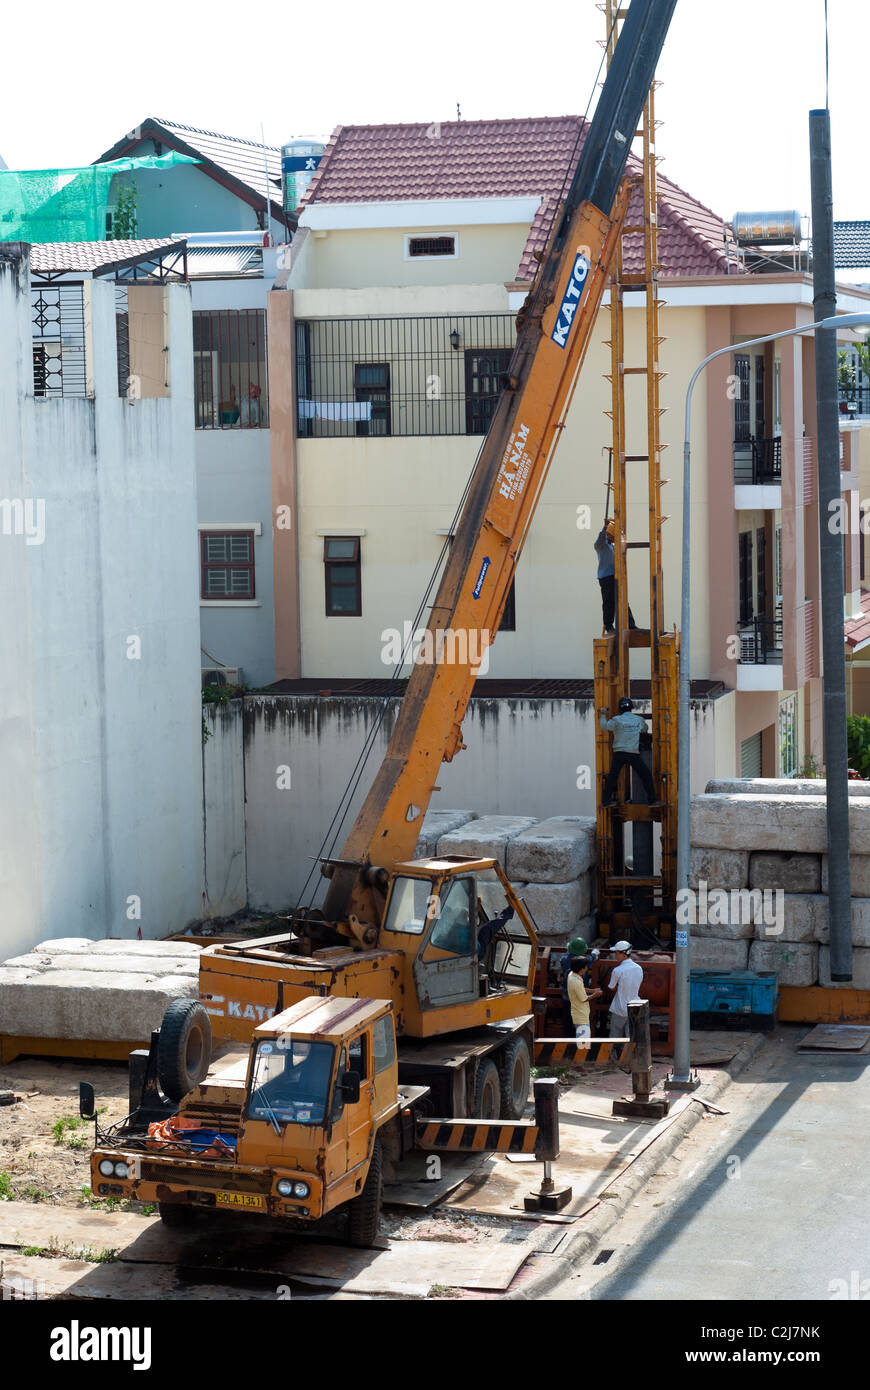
[297,399,372,422]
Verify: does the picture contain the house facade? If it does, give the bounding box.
[94,119,296,687]
[267,116,870,789]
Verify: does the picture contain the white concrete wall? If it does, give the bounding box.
[205,691,728,910]
[0,254,203,957]
[202,700,247,916]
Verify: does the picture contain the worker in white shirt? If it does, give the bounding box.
[606,940,644,1038]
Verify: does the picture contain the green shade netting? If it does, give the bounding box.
[0,153,199,243]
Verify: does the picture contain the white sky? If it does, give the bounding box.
[1,0,867,225]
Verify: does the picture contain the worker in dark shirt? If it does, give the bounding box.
[599,697,656,805]
[594,520,637,633]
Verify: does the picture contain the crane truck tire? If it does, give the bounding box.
[471,1058,501,1119]
[156,1000,212,1103]
[346,1137,383,1248]
[498,1036,531,1120]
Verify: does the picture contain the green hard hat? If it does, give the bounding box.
[568,936,588,957]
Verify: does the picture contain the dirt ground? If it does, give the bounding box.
[0,1057,146,1212]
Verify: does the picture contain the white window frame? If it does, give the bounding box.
[779,694,798,778]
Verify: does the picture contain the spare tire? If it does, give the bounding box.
[157,1000,212,1102]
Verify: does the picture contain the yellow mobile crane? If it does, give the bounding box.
[86,0,680,1244]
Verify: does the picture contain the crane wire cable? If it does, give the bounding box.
[296,13,619,912]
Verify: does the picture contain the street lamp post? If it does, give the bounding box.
[670,311,870,1088]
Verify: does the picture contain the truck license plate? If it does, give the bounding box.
[216,1192,265,1210]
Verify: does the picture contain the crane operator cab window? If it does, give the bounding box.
[429,878,476,956]
[248,1039,334,1126]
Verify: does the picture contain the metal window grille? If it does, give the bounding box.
[408,236,456,258]
[115,284,130,399]
[200,531,255,599]
[295,314,516,438]
[733,353,751,443]
[193,309,269,429]
[733,435,781,485]
[779,694,798,777]
[31,285,87,397]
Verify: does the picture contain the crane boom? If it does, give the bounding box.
[324,0,678,926]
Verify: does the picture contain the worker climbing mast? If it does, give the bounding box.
[595,0,680,945]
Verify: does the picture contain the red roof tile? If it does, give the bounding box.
[845,590,870,649]
[302,116,742,281]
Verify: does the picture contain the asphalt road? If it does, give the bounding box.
[554,1029,870,1301]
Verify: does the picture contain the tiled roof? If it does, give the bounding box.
[152,119,282,202]
[833,221,870,270]
[302,116,742,281]
[29,238,182,274]
[845,590,870,650]
[95,119,286,223]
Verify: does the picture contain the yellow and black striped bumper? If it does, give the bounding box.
[415,1119,538,1154]
[533,1038,634,1067]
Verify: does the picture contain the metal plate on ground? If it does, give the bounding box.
[384,1152,480,1208]
[798,1025,870,1052]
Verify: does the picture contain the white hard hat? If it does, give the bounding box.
[613,939,632,953]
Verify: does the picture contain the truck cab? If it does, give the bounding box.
[89,996,419,1247]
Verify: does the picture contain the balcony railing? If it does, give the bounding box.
[295,313,517,439]
[738,614,783,664]
[733,435,782,486]
[838,387,870,418]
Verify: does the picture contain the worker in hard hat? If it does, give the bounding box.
[605,940,644,1039]
[594,519,638,634]
[559,935,598,1035]
[599,696,656,806]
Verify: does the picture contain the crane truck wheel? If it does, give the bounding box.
[346,1137,383,1248]
[156,1000,212,1103]
[498,1036,532,1120]
[471,1059,501,1120]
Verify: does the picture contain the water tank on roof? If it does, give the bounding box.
[282,138,326,213]
[733,210,803,246]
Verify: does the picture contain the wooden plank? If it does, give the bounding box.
[779,985,870,1025]
[0,1036,140,1065]
[798,1024,870,1052]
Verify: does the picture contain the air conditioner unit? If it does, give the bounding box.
[202,666,241,688]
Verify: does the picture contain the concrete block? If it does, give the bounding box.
[24,938,201,959]
[689,911,755,942]
[749,853,821,893]
[819,945,870,990]
[477,880,527,918]
[691,794,870,854]
[748,940,818,987]
[686,938,750,971]
[0,968,198,1041]
[506,816,596,883]
[437,815,539,869]
[808,897,870,950]
[705,778,870,798]
[514,880,592,938]
[821,854,870,896]
[413,809,477,859]
[3,953,199,976]
[689,848,749,890]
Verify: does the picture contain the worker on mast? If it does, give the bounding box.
[599,697,655,806]
[595,519,637,634]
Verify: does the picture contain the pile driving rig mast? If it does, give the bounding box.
[594,0,680,944]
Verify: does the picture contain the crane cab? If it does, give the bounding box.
[378,855,537,1037]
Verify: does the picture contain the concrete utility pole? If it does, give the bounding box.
[809,107,853,981]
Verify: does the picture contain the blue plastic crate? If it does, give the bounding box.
[690,969,779,1029]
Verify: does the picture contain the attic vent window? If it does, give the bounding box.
[406,235,457,259]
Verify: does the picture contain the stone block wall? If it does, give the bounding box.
[414,811,597,944]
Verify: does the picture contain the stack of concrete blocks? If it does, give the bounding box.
[690,779,870,989]
[416,811,597,945]
[0,939,202,1045]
